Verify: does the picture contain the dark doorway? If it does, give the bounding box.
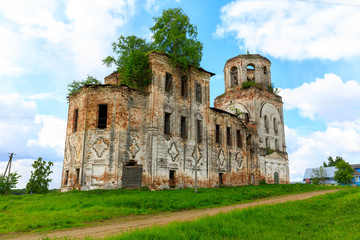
[274,172,279,184]
[219,173,224,186]
[251,173,255,185]
[169,170,176,188]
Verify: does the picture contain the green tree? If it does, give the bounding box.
[103,35,153,90]
[311,166,327,185]
[26,158,53,194]
[150,7,203,70]
[67,75,101,96]
[323,156,344,167]
[334,159,354,185]
[0,172,21,195]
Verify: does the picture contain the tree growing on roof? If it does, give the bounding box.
[67,75,101,96]
[103,35,153,90]
[334,159,354,185]
[150,7,203,71]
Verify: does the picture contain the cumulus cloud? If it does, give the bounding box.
[281,73,360,122]
[286,124,360,181]
[0,0,137,76]
[216,0,360,60]
[0,93,66,188]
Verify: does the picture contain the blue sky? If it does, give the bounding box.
[1,0,360,188]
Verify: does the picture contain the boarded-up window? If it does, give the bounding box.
[76,168,80,184]
[237,130,242,148]
[98,104,107,129]
[197,120,202,143]
[180,116,187,139]
[165,72,172,93]
[181,76,187,97]
[215,124,221,144]
[164,112,171,135]
[227,127,232,146]
[74,109,78,132]
[195,83,202,103]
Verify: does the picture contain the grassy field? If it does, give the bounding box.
[0,184,339,234]
[102,187,360,240]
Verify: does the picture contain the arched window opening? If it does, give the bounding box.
[246,64,255,82]
[275,139,279,150]
[230,66,238,87]
[263,66,267,75]
[264,115,269,133]
[244,113,249,124]
[274,118,278,134]
[265,137,269,148]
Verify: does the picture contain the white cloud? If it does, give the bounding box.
[287,123,360,182]
[27,115,67,156]
[281,73,360,122]
[216,0,360,60]
[0,0,137,77]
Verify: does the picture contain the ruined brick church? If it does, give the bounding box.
[61,52,289,191]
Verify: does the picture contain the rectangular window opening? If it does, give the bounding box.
[219,173,223,185]
[97,104,108,129]
[164,112,171,135]
[227,127,232,146]
[181,76,187,97]
[197,120,202,143]
[195,83,202,103]
[76,168,80,184]
[165,72,172,93]
[64,170,69,185]
[169,170,176,188]
[215,124,221,144]
[180,116,187,139]
[74,109,78,132]
[237,130,242,148]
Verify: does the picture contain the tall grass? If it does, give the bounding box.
[0,184,339,234]
[106,188,360,240]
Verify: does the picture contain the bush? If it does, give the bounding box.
[242,81,257,89]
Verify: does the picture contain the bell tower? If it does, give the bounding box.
[214,54,289,184]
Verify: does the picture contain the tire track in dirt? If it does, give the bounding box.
[5,189,340,240]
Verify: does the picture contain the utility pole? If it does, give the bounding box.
[1,153,14,196]
[194,144,198,193]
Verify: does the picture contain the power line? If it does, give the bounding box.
[296,0,360,7]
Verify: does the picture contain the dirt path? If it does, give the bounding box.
[5,189,340,240]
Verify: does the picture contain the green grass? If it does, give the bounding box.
[102,187,360,240]
[0,184,339,235]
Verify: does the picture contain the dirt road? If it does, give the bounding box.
[5,189,340,240]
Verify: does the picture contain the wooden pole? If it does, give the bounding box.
[4,153,14,196]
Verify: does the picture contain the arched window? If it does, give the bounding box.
[274,118,278,133]
[275,139,279,150]
[264,115,269,133]
[246,64,255,82]
[230,66,238,87]
[244,113,249,124]
[265,137,269,148]
[263,66,267,74]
